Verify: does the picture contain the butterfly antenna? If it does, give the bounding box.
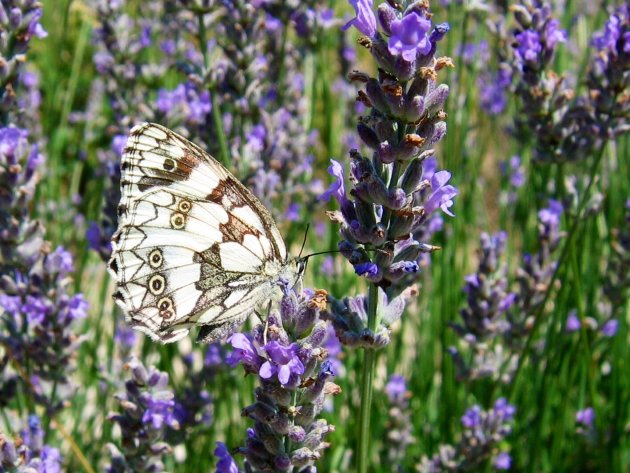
[298,223,310,259]
[302,249,342,260]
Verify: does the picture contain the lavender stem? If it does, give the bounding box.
[357,282,379,473]
[507,140,607,394]
[196,12,229,166]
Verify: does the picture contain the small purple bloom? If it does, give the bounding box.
[0,294,21,317]
[566,310,581,332]
[461,405,481,428]
[260,341,305,385]
[354,262,378,277]
[65,294,88,322]
[114,324,137,348]
[285,203,300,221]
[503,155,525,188]
[385,374,407,401]
[265,14,282,32]
[343,0,377,37]
[205,343,223,366]
[160,39,176,55]
[112,134,127,157]
[543,19,567,49]
[142,396,176,429]
[388,12,432,61]
[424,170,458,217]
[601,319,619,337]
[321,159,351,208]
[576,407,595,426]
[45,246,74,275]
[493,398,516,421]
[26,9,48,39]
[41,446,62,472]
[493,452,512,470]
[93,51,114,74]
[247,124,266,152]
[515,30,542,62]
[592,13,621,52]
[214,442,240,473]
[498,293,517,313]
[227,333,261,369]
[538,199,563,227]
[24,295,51,325]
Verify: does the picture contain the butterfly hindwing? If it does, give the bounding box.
[109,123,297,343]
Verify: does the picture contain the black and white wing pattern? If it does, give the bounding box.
[108,123,299,343]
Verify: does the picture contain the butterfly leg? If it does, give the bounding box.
[254,301,273,346]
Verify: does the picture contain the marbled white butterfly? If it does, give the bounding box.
[108,123,304,343]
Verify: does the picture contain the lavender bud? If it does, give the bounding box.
[377,3,398,36]
[357,122,381,149]
[288,425,306,443]
[424,84,449,114]
[401,154,430,193]
[404,94,426,122]
[365,78,390,113]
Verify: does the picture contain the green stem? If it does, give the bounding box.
[508,142,607,396]
[197,13,229,165]
[357,282,379,473]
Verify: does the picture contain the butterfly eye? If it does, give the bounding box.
[178,200,192,213]
[148,274,166,295]
[148,249,163,268]
[170,212,186,229]
[297,259,307,276]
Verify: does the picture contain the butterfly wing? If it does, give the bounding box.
[108,123,295,343]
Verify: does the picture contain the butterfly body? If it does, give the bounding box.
[108,123,299,343]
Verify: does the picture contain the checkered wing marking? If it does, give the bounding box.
[108,123,295,343]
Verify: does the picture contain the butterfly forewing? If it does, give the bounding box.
[108,123,296,343]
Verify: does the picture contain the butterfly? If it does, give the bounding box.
[108,123,304,343]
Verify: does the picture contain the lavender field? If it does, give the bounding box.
[0,0,628,471]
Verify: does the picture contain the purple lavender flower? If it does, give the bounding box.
[107,356,179,472]
[478,67,512,115]
[515,30,542,63]
[600,319,619,337]
[576,407,595,426]
[592,12,622,51]
[227,333,262,372]
[506,1,627,164]
[423,170,458,217]
[502,155,526,189]
[383,374,414,466]
[328,1,453,304]
[259,341,305,386]
[343,0,377,37]
[493,452,512,470]
[461,405,482,428]
[566,310,581,332]
[215,442,240,473]
[388,12,432,61]
[1,124,86,416]
[0,415,62,471]
[419,398,516,472]
[324,288,406,348]
[544,19,567,49]
[385,374,407,401]
[228,289,337,470]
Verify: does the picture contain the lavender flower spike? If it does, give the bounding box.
[418,398,516,472]
[106,357,179,472]
[227,288,339,471]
